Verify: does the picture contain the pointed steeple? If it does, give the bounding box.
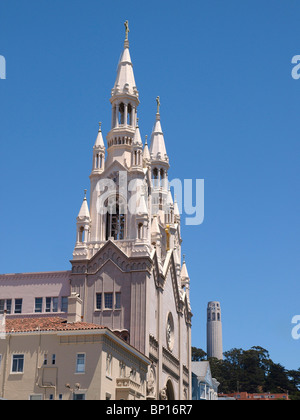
[111,20,139,99]
[181,255,190,281]
[77,190,90,220]
[149,97,169,164]
[94,122,105,149]
[133,118,143,146]
[143,135,150,165]
[107,21,140,168]
[91,123,105,174]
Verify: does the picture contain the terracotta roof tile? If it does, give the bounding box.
[5,317,107,333]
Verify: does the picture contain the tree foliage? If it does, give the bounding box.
[192,346,300,400]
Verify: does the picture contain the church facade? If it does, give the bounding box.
[0,23,192,400]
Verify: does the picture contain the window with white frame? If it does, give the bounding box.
[14,299,22,314]
[104,293,113,309]
[11,354,24,373]
[35,297,43,313]
[76,353,85,373]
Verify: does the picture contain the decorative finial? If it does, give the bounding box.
[98,122,102,132]
[183,254,186,263]
[124,20,130,41]
[84,189,87,200]
[136,117,139,127]
[156,96,161,114]
[145,135,148,144]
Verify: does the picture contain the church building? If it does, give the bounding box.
[0,22,192,400]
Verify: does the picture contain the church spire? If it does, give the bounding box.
[106,21,140,168]
[149,97,169,164]
[111,20,139,100]
[91,122,105,174]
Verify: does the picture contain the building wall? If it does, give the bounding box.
[0,328,149,400]
[0,272,70,316]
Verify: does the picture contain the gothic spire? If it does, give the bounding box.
[149,97,169,164]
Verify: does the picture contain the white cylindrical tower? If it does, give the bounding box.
[207,301,223,360]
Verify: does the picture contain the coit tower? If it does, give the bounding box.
[207,301,223,360]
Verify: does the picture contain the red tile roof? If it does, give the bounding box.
[5,317,107,333]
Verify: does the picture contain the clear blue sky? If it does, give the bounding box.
[0,0,299,371]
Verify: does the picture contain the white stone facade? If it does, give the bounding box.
[71,28,192,399]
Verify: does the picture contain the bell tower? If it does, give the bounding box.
[106,20,140,169]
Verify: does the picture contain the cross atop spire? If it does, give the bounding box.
[124,20,130,48]
[156,96,161,114]
[124,20,129,41]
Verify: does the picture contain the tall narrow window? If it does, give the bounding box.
[14,299,22,314]
[35,298,43,313]
[76,354,86,373]
[138,223,143,240]
[127,104,132,125]
[153,168,158,187]
[79,226,84,243]
[61,297,68,313]
[96,293,102,310]
[6,299,11,314]
[119,103,125,125]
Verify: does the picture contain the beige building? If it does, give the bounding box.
[0,315,150,400]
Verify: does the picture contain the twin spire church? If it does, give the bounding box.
[0,22,192,400]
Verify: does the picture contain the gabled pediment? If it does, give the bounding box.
[86,240,150,275]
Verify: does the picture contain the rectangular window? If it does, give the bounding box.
[30,394,43,400]
[45,297,51,312]
[6,299,11,314]
[46,297,58,312]
[96,293,102,310]
[76,353,85,373]
[115,292,121,309]
[43,354,48,366]
[61,297,68,312]
[52,297,58,312]
[104,293,113,309]
[73,393,85,400]
[35,298,43,313]
[12,354,24,373]
[14,299,22,314]
[52,354,56,365]
[0,299,12,315]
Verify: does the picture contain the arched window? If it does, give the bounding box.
[153,168,158,187]
[160,168,165,187]
[138,223,143,240]
[79,226,84,243]
[127,104,132,125]
[119,103,125,125]
[106,196,126,240]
